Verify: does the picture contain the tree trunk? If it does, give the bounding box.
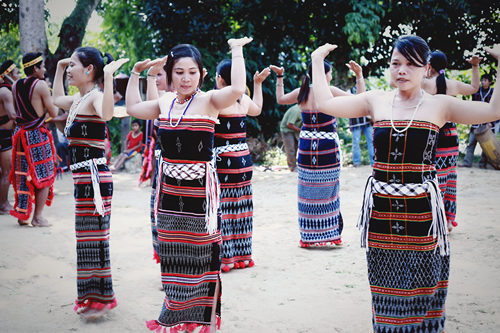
[45,0,101,81]
[19,0,47,55]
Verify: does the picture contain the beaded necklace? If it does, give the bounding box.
[176,89,197,104]
[64,87,97,136]
[168,89,199,127]
[390,89,426,133]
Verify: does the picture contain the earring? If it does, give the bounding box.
[86,71,89,75]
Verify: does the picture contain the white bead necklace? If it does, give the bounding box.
[389,89,426,133]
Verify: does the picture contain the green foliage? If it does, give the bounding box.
[0,0,19,32]
[0,25,22,66]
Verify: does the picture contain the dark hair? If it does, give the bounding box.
[430,50,448,95]
[166,44,204,89]
[392,35,430,68]
[482,73,494,83]
[131,119,142,127]
[0,60,15,74]
[23,52,43,76]
[74,47,114,83]
[216,59,232,85]
[297,60,332,104]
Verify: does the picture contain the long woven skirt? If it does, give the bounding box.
[147,172,222,331]
[72,167,116,311]
[368,192,450,332]
[435,123,459,226]
[297,167,343,245]
[220,181,253,266]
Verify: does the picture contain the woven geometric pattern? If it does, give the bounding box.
[214,115,254,265]
[368,121,450,332]
[68,114,116,309]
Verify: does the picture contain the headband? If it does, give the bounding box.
[439,69,445,75]
[23,55,43,68]
[0,63,16,79]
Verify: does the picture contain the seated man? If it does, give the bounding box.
[110,119,143,172]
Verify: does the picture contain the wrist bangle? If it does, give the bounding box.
[472,65,479,67]
[276,83,284,87]
[147,74,157,78]
[277,75,284,78]
[232,55,244,59]
[131,71,140,76]
[356,77,364,83]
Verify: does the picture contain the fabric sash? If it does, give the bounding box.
[213,142,248,161]
[70,157,107,216]
[357,175,449,256]
[154,159,220,235]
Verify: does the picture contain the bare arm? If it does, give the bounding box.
[248,67,270,116]
[446,44,500,124]
[37,81,59,118]
[126,59,164,119]
[311,43,371,118]
[346,60,366,94]
[93,58,129,121]
[52,58,75,110]
[147,56,168,101]
[210,37,252,110]
[270,65,300,105]
[0,89,17,120]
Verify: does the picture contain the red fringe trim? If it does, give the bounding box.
[153,249,160,264]
[8,127,56,220]
[73,298,117,312]
[300,239,342,248]
[145,316,221,332]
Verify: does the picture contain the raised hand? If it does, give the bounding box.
[466,55,483,66]
[485,44,500,60]
[104,58,129,75]
[147,56,168,76]
[228,37,253,49]
[58,58,71,68]
[346,60,363,77]
[254,67,271,84]
[132,59,154,73]
[311,43,338,60]
[270,65,284,76]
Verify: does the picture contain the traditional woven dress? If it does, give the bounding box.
[67,114,117,312]
[435,122,458,227]
[147,116,222,333]
[10,76,55,220]
[358,120,450,333]
[297,109,343,246]
[150,123,162,264]
[214,114,254,269]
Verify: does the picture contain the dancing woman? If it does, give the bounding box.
[126,37,252,333]
[214,60,270,272]
[311,36,500,333]
[53,47,128,319]
[270,60,364,247]
[423,50,482,231]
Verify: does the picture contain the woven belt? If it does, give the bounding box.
[357,176,449,256]
[300,130,337,140]
[154,159,220,235]
[70,157,107,216]
[213,142,248,161]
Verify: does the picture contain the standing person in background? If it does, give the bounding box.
[460,73,496,168]
[271,58,364,248]
[214,59,270,272]
[53,46,127,319]
[349,67,374,167]
[10,53,59,226]
[280,104,302,171]
[422,50,481,231]
[0,60,20,214]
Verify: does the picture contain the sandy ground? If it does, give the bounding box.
[0,165,499,332]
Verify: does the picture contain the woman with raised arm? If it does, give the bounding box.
[126,37,252,333]
[270,60,364,248]
[423,50,482,231]
[311,36,500,333]
[52,47,128,319]
[214,60,270,272]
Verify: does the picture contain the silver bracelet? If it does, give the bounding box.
[131,71,140,76]
[276,84,284,87]
[356,77,365,83]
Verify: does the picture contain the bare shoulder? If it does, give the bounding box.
[33,79,50,94]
